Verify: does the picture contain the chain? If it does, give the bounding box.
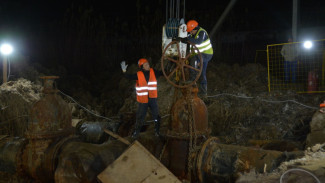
[186,89,194,182]
[192,95,199,153]
[165,130,209,139]
[175,69,180,82]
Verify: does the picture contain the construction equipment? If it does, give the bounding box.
[161,0,203,88]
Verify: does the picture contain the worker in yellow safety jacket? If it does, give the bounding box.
[184,20,213,97]
[120,58,163,138]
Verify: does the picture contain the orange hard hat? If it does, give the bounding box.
[186,20,198,32]
[138,58,148,68]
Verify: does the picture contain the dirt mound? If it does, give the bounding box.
[236,143,325,183]
[0,78,42,136]
[118,62,323,147]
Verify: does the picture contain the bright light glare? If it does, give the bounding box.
[304,41,312,49]
[0,44,13,55]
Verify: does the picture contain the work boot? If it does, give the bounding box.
[131,120,142,139]
[131,129,140,139]
[154,118,161,137]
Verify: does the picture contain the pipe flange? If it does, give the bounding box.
[196,137,220,183]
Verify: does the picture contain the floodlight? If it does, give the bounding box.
[304,41,312,49]
[0,44,13,55]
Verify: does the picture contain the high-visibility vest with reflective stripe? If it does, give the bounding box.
[190,27,213,55]
[135,68,158,103]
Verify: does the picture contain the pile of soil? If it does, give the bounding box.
[236,143,325,182]
[0,78,42,136]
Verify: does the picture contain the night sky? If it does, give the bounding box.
[1,0,325,95]
[1,0,325,53]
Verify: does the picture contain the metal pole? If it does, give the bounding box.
[209,0,237,38]
[292,0,299,41]
[3,56,7,83]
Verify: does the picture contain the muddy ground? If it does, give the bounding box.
[1,61,325,182]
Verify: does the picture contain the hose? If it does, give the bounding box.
[279,168,321,183]
[207,93,318,110]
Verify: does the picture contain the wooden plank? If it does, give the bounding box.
[97,141,181,183]
[103,129,130,145]
[142,165,181,183]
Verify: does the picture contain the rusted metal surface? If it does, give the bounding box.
[20,76,73,182]
[0,136,27,174]
[168,87,209,138]
[26,76,72,138]
[162,87,209,181]
[0,136,79,182]
[162,140,189,180]
[196,137,304,183]
[161,41,203,88]
[21,136,78,182]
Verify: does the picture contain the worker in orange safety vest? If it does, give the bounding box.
[120,58,163,138]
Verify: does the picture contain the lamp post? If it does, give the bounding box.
[0,43,13,83]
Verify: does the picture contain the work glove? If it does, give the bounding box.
[120,61,128,72]
[172,37,188,43]
[172,37,181,42]
[180,37,188,43]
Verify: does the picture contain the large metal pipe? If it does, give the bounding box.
[196,137,304,182]
[0,136,27,174]
[1,133,305,183]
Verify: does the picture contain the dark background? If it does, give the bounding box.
[0,0,325,99]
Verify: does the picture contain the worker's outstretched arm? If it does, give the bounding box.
[120,61,128,72]
[120,61,137,80]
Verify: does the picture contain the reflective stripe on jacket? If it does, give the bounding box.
[135,68,158,103]
[190,27,213,55]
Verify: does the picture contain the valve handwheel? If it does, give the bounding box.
[161,40,203,88]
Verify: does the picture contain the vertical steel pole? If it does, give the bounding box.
[209,0,237,38]
[267,45,271,92]
[3,56,7,83]
[292,0,299,42]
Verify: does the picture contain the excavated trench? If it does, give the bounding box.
[0,62,325,182]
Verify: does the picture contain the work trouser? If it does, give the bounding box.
[284,60,297,83]
[189,53,213,94]
[134,98,160,134]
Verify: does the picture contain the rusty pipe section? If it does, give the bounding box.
[0,136,27,173]
[196,137,304,182]
[0,76,77,182]
[163,87,209,180]
[19,76,74,182]
[26,76,72,136]
[168,87,209,137]
[0,136,77,181]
